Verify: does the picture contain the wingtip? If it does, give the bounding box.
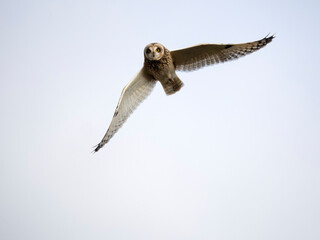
[265,33,276,42]
[92,144,100,154]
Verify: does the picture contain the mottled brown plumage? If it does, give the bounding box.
[94,35,274,152]
[144,44,183,95]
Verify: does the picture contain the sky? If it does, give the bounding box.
[1,0,320,239]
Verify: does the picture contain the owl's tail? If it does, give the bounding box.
[160,76,184,95]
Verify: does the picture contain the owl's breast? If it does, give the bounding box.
[144,56,175,80]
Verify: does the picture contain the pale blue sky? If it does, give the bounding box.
[1,0,320,239]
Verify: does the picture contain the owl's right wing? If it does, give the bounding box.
[171,35,274,71]
[94,69,156,152]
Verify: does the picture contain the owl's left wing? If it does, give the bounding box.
[171,35,274,72]
[94,69,156,152]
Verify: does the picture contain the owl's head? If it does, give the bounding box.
[144,43,165,61]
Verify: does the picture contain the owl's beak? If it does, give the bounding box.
[152,53,155,58]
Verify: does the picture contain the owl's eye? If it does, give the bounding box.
[146,49,151,54]
[156,48,161,52]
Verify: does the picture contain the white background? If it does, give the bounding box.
[1,0,319,239]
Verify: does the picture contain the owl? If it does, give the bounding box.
[94,35,274,152]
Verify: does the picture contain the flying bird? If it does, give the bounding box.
[94,35,274,152]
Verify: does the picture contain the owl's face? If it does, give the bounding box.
[144,43,165,61]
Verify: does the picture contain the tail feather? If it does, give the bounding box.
[160,76,184,95]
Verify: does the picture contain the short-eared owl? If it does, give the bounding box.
[94,35,274,152]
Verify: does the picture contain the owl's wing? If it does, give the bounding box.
[94,69,156,152]
[171,35,274,71]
